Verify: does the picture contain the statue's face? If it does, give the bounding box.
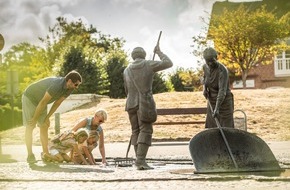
[205,57,217,68]
[203,47,218,68]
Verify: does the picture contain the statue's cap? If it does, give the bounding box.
[203,47,217,60]
[131,47,146,60]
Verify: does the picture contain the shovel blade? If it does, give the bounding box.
[189,128,281,173]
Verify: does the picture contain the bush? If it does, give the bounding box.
[0,104,22,131]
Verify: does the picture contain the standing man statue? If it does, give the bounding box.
[202,47,234,128]
[123,44,173,170]
[22,70,82,163]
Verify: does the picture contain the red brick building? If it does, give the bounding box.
[232,50,290,89]
[249,52,290,89]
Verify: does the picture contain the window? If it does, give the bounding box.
[233,79,255,88]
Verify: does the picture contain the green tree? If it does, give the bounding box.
[106,51,128,98]
[169,67,203,92]
[3,43,51,91]
[1,43,51,112]
[170,70,186,92]
[59,47,107,94]
[39,17,99,73]
[152,72,172,94]
[0,43,49,130]
[40,17,125,94]
[192,5,290,88]
[181,69,203,92]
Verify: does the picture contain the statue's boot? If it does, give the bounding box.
[135,143,154,170]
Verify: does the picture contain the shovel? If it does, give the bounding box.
[207,101,238,169]
[189,102,281,173]
[189,127,282,173]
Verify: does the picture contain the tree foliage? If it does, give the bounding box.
[59,47,106,94]
[169,67,203,92]
[2,43,51,91]
[170,70,187,92]
[0,43,50,130]
[39,17,126,95]
[106,51,128,98]
[193,5,290,88]
[152,72,173,94]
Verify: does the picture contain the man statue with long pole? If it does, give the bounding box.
[123,31,173,170]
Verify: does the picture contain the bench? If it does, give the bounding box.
[153,107,247,131]
[154,107,207,126]
[151,107,247,147]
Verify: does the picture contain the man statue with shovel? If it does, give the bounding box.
[202,47,234,128]
[123,32,173,170]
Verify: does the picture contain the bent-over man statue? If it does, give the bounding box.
[202,47,234,128]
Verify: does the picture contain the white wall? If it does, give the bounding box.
[48,94,104,113]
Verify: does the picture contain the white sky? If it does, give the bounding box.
[0,0,256,71]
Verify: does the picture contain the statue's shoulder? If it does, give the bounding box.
[217,62,229,74]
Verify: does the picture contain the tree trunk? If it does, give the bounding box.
[241,70,248,89]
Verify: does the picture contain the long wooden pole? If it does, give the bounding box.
[152,31,162,61]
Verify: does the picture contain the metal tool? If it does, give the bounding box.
[208,101,238,169]
[114,137,134,167]
[189,103,281,173]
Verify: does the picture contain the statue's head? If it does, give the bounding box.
[131,47,146,60]
[203,47,218,68]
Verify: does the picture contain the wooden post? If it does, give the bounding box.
[7,70,18,129]
[55,112,60,135]
[0,136,2,155]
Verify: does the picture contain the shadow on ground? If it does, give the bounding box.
[0,154,17,163]
[29,162,115,173]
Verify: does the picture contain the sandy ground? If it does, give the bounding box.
[0,88,289,145]
[0,89,289,190]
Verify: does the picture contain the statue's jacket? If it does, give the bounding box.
[123,53,173,111]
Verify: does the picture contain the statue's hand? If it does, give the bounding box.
[212,108,219,118]
[154,45,161,54]
[203,90,208,99]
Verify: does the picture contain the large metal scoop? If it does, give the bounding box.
[189,128,282,173]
